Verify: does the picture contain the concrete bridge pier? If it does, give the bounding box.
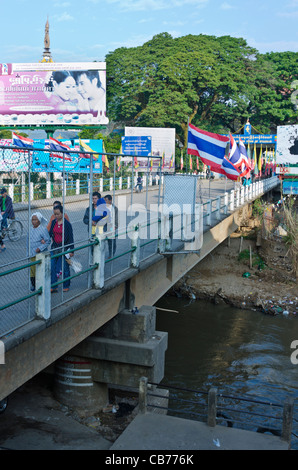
[53,306,168,416]
[54,355,108,415]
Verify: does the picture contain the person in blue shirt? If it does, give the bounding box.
[92,196,109,235]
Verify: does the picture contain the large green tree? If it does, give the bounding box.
[106,33,298,146]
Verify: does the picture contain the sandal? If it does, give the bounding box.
[63,288,69,292]
[51,288,58,293]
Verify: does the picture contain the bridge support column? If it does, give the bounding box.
[62,306,167,414]
[53,355,109,416]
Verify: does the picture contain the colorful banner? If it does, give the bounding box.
[0,139,103,173]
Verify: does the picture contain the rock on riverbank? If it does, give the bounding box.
[170,225,297,317]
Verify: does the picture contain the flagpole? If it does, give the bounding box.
[186,116,190,152]
[185,117,190,174]
[113,153,116,209]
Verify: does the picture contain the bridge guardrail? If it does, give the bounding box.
[0,173,280,338]
[139,377,296,449]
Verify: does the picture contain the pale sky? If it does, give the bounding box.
[0,0,297,64]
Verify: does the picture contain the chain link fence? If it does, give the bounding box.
[0,144,279,338]
[0,144,162,336]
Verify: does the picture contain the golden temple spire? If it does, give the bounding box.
[41,16,53,63]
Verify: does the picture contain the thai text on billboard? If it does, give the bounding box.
[0,62,108,126]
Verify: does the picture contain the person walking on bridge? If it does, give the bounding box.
[0,187,14,253]
[83,191,101,237]
[48,204,74,293]
[47,200,69,232]
[29,212,51,291]
[92,195,109,236]
[104,194,118,259]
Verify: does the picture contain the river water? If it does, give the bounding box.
[155,295,298,448]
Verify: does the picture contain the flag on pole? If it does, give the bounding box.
[102,141,109,170]
[247,143,252,169]
[117,155,121,172]
[180,150,184,170]
[220,155,241,181]
[49,137,72,161]
[79,139,99,159]
[187,124,229,174]
[161,152,165,170]
[253,143,258,175]
[117,144,122,172]
[228,134,241,166]
[169,154,174,169]
[238,138,251,176]
[189,154,192,171]
[12,132,33,149]
[258,144,263,173]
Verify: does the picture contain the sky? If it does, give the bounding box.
[0,0,297,64]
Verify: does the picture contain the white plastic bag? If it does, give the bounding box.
[69,259,82,273]
[65,255,82,273]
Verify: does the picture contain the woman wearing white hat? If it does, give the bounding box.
[30,212,51,291]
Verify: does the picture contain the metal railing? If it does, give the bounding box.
[139,377,297,448]
[0,166,279,337]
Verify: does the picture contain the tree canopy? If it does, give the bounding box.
[106,33,298,146]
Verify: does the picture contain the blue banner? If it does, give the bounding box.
[227,134,277,145]
[121,136,152,156]
[283,180,298,195]
[31,139,103,173]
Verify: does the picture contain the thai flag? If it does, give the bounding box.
[12,132,33,149]
[228,134,241,166]
[187,124,229,174]
[49,137,72,161]
[238,138,251,176]
[221,155,240,181]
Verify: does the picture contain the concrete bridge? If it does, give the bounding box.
[0,176,279,413]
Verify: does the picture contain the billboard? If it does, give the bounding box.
[283,180,298,195]
[0,62,108,126]
[121,136,152,156]
[125,127,175,171]
[0,139,103,173]
[276,125,298,165]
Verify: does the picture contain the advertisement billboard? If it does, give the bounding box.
[283,180,298,195]
[0,62,108,126]
[125,127,175,171]
[276,125,298,165]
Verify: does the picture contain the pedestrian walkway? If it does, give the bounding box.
[110,413,289,450]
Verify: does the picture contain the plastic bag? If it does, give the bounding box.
[65,255,82,273]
